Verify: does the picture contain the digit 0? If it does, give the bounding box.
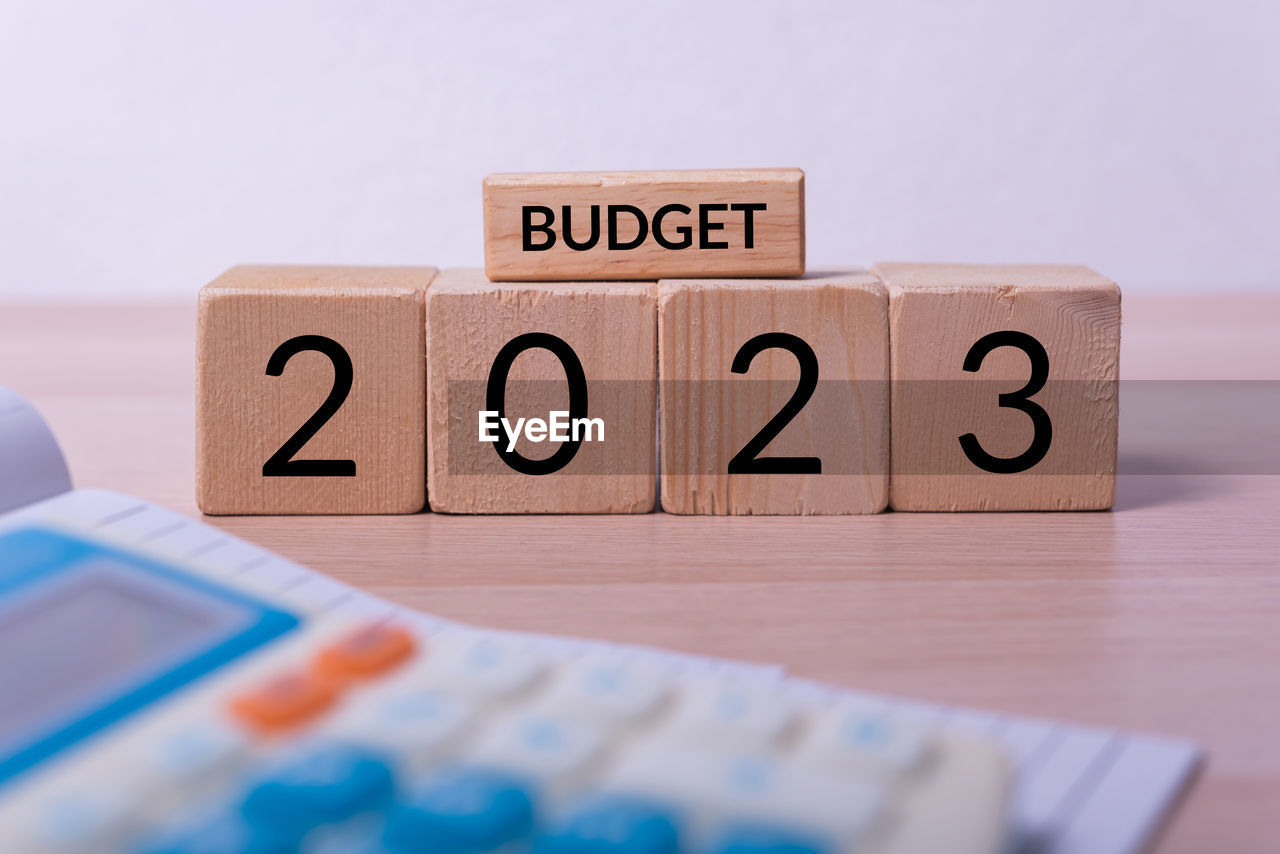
[958,330,1053,474]
[485,332,589,475]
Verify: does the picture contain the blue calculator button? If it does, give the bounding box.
[242,745,397,833]
[298,813,393,854]
[710,825,830,854]
[139,811,294,854]
[382,767,534,854]
[535,796,679,854]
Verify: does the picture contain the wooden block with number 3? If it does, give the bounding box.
[658,272,889,515]
[196,265,436,515]
[426,268,657,513]
[875,262,1121,511]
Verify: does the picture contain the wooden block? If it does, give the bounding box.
[196,265,435,515]
[875,262,1121,511]
[483,169,804,281]
[658,272,889,515]
[426,269,656,513]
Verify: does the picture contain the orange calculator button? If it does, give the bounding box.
[230,672,338,733]
[314,623,417,681]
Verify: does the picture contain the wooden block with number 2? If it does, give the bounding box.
[196,265,436,515]
[658,272,890,515]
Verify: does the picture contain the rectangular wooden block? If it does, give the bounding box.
[426,268,656,513]
[196,265,436,515]
[483,169,804,281]
[658,272,890,515]
[875,262,1121,511]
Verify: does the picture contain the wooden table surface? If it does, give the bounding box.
[2,296,1277,853]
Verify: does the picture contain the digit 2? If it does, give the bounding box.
[261,335,357,477]
[958,330,1052,474]
[727,332,822,475]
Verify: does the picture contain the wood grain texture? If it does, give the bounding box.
[658,272,889,514]
[196,265,435,515]
[483,169,804,281]
[875,263,1121,511]
[426,268,656,513]
[3,295,1278,853]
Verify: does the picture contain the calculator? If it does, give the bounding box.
[0,517,1011,854]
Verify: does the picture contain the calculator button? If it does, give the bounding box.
[469,714,606,786]
[796,704,934,778]
[536,795,681,854]
[241,745,396,834]
[315,624,417,682]
[324,688,475,765]
[537,659,671,727]
[297,813,390,854]
[601,746,882,845]
[21,788,134,851]
[383,768,535,854]
[878,731,1010,854]
[421,634,546,701]
[230,672,340,734]
[141,720,250,786]
[139,810,294,854]
[709,824,830,854]
[660,683,796,751]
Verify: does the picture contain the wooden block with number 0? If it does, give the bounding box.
[196,265,436,515]
[876,262,1121,511]
[658,272,889,515]
[426,268,657,514]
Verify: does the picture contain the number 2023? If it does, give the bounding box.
[258,330,1054,478]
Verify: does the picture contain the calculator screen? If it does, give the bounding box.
[0,528,299,786]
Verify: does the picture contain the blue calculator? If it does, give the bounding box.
[0,504,1011,854]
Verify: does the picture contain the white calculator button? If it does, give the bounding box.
[324,688,475,764]
[659,682,796,751]
[536,658,671,726]
[419,634,546,701]
[879,732,1011,854]
[21,788,134,852]
[602,745,884,845]
[796,702,935,778]
[142,719,250,785]
[468,713,606,786]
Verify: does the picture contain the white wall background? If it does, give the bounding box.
[1,0,1277,298]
